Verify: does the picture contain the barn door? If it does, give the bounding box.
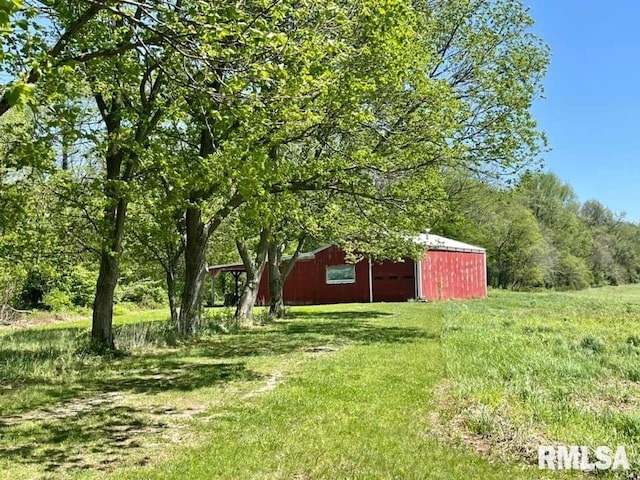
[372,260,416,302]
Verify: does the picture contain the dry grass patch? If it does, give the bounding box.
[429,380,550,466]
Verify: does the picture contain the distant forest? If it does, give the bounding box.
[437,171,640,291]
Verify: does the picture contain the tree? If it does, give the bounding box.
[482,195,546,289]
[517,172,593,288]
[172,0,441,331]
[1,0,551,338]
[235,228,270,321]
[226,0,550,319]
[580,200,640,285]
[0,2,173,116]
[267,232,306,318]
[580,200,616,229]
[20,1,196,349]
[126,188,185,324]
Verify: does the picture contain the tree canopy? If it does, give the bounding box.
[4,0,619,350]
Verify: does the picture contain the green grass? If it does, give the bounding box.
[3,287,640,478]
[440,285,640,476]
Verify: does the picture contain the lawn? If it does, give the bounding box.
[1,287,640,478]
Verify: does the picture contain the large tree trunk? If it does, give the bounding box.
[88,16,166,350]
[267,272,285,318]
[235,273,263,321]
[91,196,127,350]
[92,253,119,350]
[90,85,129,351]
[235,229,270,322]
[178,206,209,334]
[267,240,283,318]
[268,236,305,318]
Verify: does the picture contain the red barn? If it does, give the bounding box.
[209,234,487,305]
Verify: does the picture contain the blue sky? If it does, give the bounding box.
[527,0,640,222]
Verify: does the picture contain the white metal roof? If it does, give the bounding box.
[413,233,485,253]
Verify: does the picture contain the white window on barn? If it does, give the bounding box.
[326,265,356,285]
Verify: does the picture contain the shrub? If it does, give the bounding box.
[0,260,26,319]
[15,269,53,309]
[43,289,73,311]
[115,279,165,308]
[65,265,97,308]
[13,264,96,311]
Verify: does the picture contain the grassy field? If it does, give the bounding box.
[1,287,640,479]
[439,286,640,475]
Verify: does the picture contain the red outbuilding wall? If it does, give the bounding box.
[420,250,486,301]
[229,243,487,306]
[256,246,370,305]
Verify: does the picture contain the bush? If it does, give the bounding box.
[0,259,26,315]
[15,269,53,309]
[65,265,96,308]
[43,289,73,311]
[14,264,96,311]
[115,279,165,308]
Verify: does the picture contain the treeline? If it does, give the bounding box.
[437,172,640,290]
[0,0,549,349]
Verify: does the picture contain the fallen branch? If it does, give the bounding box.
[0,304,32,324]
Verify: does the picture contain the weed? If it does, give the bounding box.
[580,334,606,353]
[465,405,495,437]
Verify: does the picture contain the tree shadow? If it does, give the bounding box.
[91,359,260,394]
[0,353,260,419]
[0,325,86,343]
[194,311,429,359]
[0,305,439,475]
[0,346,69,366]
[1,308,433,399]
[0,404,166,473]
[0,359,260,474]
[290,310,393,321]
[282,320,435,344]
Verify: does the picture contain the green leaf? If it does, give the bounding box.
[5,82,34,107]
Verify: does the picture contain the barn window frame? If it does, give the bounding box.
[326,264,356,285]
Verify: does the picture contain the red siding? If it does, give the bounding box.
[256,246,370,305]
[254,245,487,305]
[420,250,486,301]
